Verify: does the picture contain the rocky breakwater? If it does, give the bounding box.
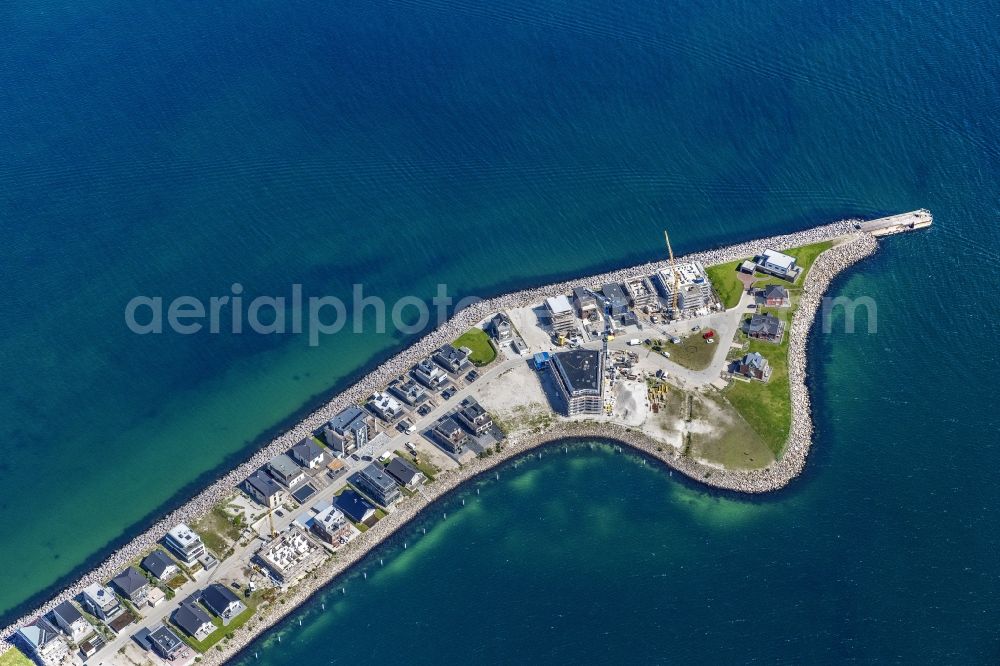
[206,228,879,663]
[0,217,871,651]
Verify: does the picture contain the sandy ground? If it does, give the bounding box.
[473,362,552,433]
[506,305,556,353]
[611,380,648,426]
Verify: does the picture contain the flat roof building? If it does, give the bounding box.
[389,377,429,406]
[367,391,407,422]
[134,624,185,661]
[311,505,356,546]
[322,405,375,456]
[757,249,799,280]
[572,287,600,320]
[412,356,450,390]
[164,523,206,566]
[433,344,472,375]
[602,283,629,316]
[81,583,121,621]
[354,463,402,507]
[550,350,604,415]
[268,453,306,488]
[624,276,658,310]
[456,397,493,435]
[433,416,469,454]
[545,295,578,335]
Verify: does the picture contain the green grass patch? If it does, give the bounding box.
[452,328,496,366]
[191,505,242,559]
[706,259,748,309]
[721,240,834,456]
[725,336,791,457]
[0,648,34,666]
[646,334,716,371]
[705,240,836,310]
[167,571,189,590]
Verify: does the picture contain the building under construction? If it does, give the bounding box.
[545,295,578,336]
[624,276,659,311]
[654,261,715,317]
[549,349,604,415]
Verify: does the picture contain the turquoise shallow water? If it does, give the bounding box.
[2,0,999,658]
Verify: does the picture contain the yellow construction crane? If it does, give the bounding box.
[663,229,680,314]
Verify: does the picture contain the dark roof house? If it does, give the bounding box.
[433,344,472,375]
[290,438,325,468]
[49,600,90,641]
[141,550,179,581]
[354,463,402,507]
[761,284,790,306]
[433,416,469,454]
[245,470,288,509]
[335,489,376,524]
[487,313,513,342]
[385,457,425,488]
[111,567,150,605]
[171,602,215,641]
[746,313,784,343]
[200,584,244,620]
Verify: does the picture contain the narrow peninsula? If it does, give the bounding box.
[1,211,932,666]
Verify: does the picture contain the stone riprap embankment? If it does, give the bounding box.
[0,217,875,652]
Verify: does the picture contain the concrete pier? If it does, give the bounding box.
[857,209,933,237]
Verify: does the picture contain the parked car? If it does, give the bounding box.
[351,454,360,461]
[466,370,479,382]
[362,455,373,461]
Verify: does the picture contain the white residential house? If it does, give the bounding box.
[411,357,449,390]
[757,249,799,280]
[17,618,69,666]
[366,391,407,422]
[163,523,206,566]
[290,438,326,469]
[49,601,92,643]
[81,584,121,621]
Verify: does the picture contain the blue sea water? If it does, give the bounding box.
[2,0,999,660]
